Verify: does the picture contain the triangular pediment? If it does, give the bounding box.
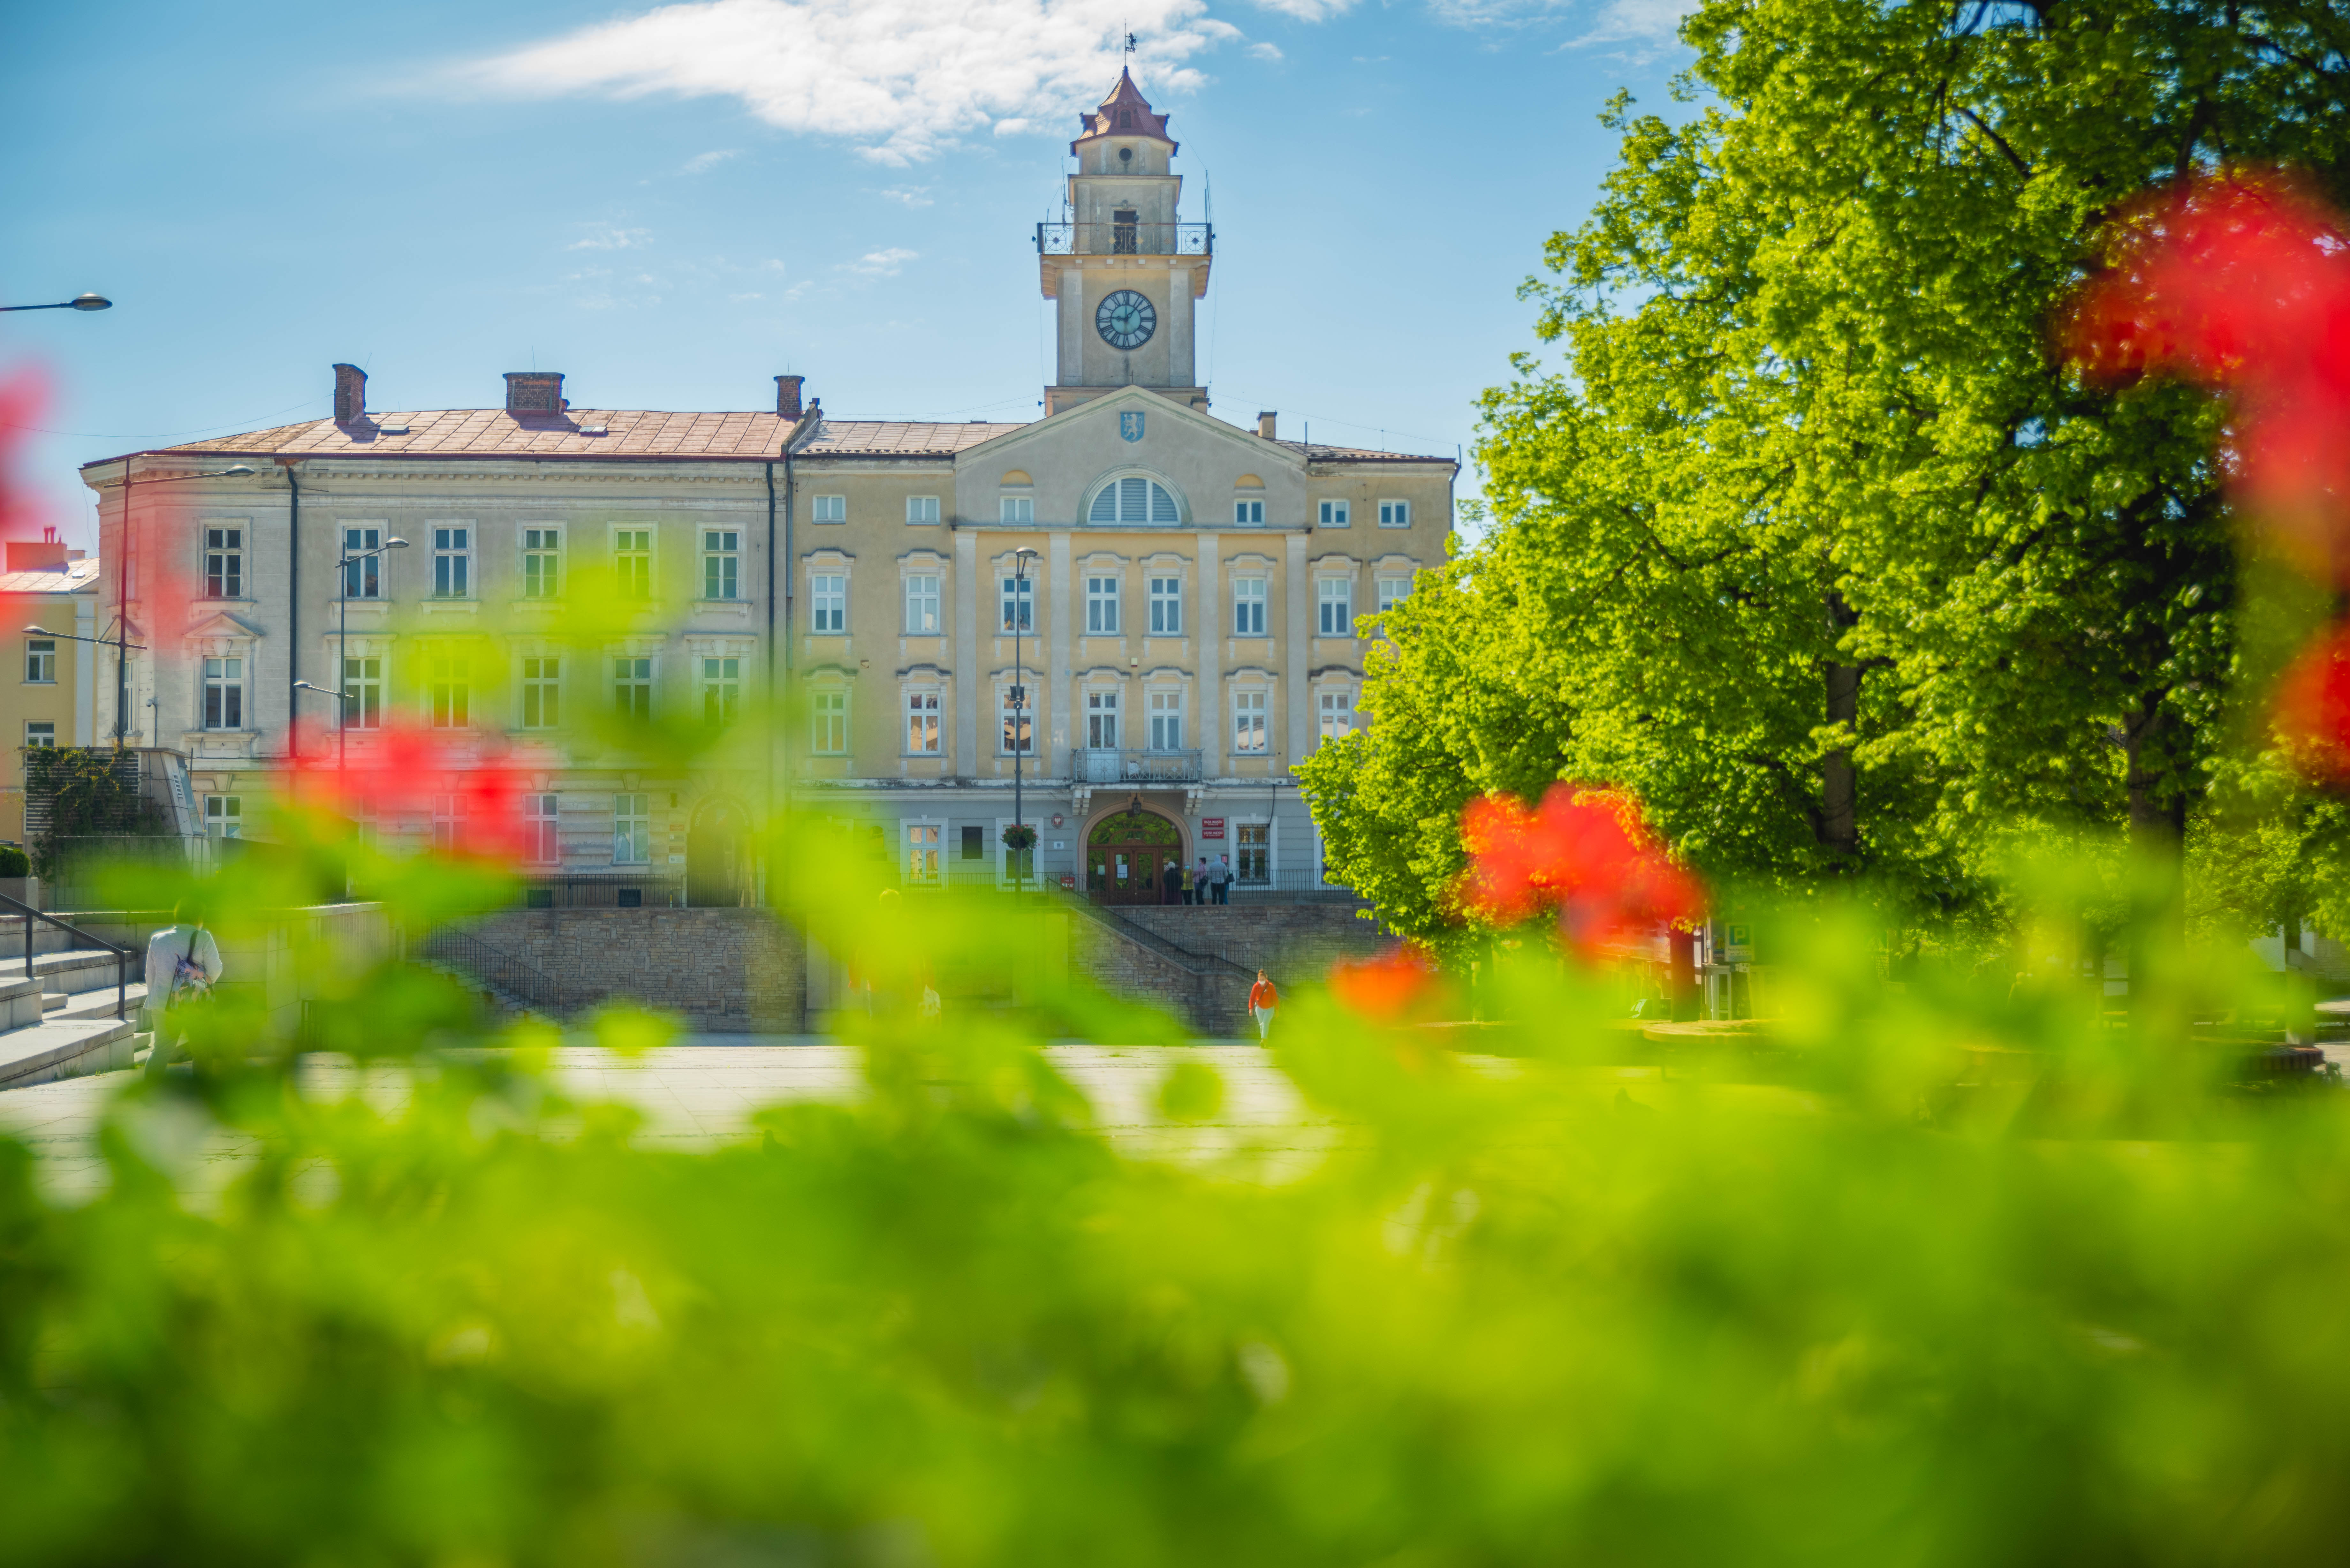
[184,609,268,641]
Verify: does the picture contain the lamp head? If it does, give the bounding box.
[385,537,409,549]
[69,293,110,312]
[218,464,256,478]
[23,625,48,636]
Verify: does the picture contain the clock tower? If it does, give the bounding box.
[1037,69,1212,415]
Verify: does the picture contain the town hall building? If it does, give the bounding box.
[78,71,1457,906]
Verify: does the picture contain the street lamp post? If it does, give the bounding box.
[1011,547,1038,898]
[0,294,110,313]
[108,463,255,746]
[333,538,409,781]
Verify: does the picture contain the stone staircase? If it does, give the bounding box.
[0,913,143,1089]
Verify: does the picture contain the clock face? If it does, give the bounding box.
[1095,289,1157,351]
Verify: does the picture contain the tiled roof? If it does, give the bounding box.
[796,419,1027,456]
[0,559,101,595]
[128,408,799,462]
[1272,439,1453,465]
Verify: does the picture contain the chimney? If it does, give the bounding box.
[504,371,566,414]
[1257,410,1277,440]
[333,363,367,423]
[7,529,68,572]
[775,374,805,420]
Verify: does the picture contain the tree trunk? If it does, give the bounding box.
[1821,593,1860,869]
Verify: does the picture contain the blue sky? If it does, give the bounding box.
[1,0,1695,547]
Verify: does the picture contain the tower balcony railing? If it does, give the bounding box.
[1072,746,1203,785]
[1036,221,1213,257]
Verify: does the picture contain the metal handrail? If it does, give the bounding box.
[415,925,571,1017]
[0,890,130,1020]
[1071,746,1204,784]
[1036,220,1212,257]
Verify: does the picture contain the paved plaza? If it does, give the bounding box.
[0,1041,1353,1204]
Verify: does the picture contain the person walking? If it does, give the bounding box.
[1248,969,1277,1041]
[1195,856,1211,906]
[142,911,223,1077]
[1160,857,1181,905]
[1213,854,1233,905]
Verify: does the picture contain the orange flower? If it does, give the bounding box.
[1459,784,1703,950]
[1329,941,1442,1022]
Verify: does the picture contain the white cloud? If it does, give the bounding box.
[1250,0,1354,16]
[449,0,1249,165]
[876,184,934,207]
[729,291,765,301]
[1565,0,1696,47]
[682,148,741,172]
[846,246,918,276]
[1246,41,1283,60]
[569,225,652,250]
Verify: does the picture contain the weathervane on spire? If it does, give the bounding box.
[1125,29,1138,56]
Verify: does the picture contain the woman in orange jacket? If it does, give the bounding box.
[1247,970,1277,1041]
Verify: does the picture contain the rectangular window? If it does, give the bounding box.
[1086,575,1120,634]
[812,574,846,634]
[1000,689,1032,755]
[1237,821,1270,883]
[1000,496,1034,524]
[343,527,382,598]
[525,793,561,864]
[704,530,739,600]
[1317,577,1353,636]
[428,652,470,728]
[811,691,847,754]
[1148,575,1182,635]
[1317,500,1350,528]
[1232,690,1266,754]
[1318,690,1355,742]
[343,655,383,730]
[204,527,243,598]
[431,526,469,598]
[1000,576,1033,634]
[613,656,653,721]
[905,823,942,884]
[906,496,941,525]
[905,574,940,634]
[615,529,652,598]
[201,656,243,729]
[1232,578,1266,637]
[906,691,940,754]
[613,793,651,865]
[204,795,242,840]
[1086,689,1119,750]
[1234,499,1264,525]
[1148,690,1183,751]
[701,657,740,726]
[519,656,559,729]
[24,638,56,683]
[960,824,985,861]
[522,528,559,599]
[433,795,465,853]
[25,720,55,748]
[1377,574,1413,613]
[811,495,846,524]
[1378,499,1411,529]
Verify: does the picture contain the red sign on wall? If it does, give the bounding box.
[1201,817,1225,839]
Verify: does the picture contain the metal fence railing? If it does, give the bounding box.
[1036,220,1212,257]
[414,926,572,1017]
[1071,748,1204,785]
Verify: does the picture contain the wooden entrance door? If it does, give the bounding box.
[1086,807,1183,905]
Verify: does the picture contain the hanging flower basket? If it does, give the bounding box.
[1000,823,1039,852]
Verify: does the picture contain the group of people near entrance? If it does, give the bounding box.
[1160,855,1237,905]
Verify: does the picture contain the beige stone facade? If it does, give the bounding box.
[0,541,102,845]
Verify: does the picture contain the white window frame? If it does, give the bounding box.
[1000,574,1034,634]
[1317,688,1356,743]
[1376,574,1413,613]
[904,574,941,634]
[1317,500,1351,529]
[343,652,384,731]
[612,793,652,865]
[1147,689,1185,752]
[903,819,944,885]
[904,689,941,755]
[906,495,942,526]
[1377,499,1411,529]
[999,685,1033,756]
[1000,496,1035,524]
[810,495,847,525]
[995,816,1037,886]
[430,525,471,599]
[701,656,741,726]
[1147,575,1182,635]
[432,794,466,854]
[612,655,654,721]
[811,573,848,634]
[703,530,740,601]
[25,720,56,748]
[203,794,243,840]
[426,649,471,729]
[613,527,654,599]
[1085,688,1121,750]
[1085,574,1121,634]
[518,654,559,730]
[1086,473,1183,526]
[1233,499,1264,526]
[1234,818,1274,884]
[520,526,560,600]
[811,690,848,755]
[342,526,385,599]
[204,526,245,599]
[1316,577,1354,637]
[1232,689,1268,754]
[24,637,56,684]
[1232,577,1267,637]
[525,793,561,865]
[201,655,246,730]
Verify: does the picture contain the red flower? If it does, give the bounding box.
[280,720,527,863]
[1329,941,1442,1022]
[1458,784,1703,950]
[2275,622,2350,783]
[0,369,50,549]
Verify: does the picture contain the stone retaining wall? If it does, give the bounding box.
[1114,902,1391,987]
[462,908,804,1032]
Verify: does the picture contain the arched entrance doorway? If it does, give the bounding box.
[686,797,752,907]
[1086,804,1184,905]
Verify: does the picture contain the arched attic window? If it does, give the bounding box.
[1087,473,1182,525]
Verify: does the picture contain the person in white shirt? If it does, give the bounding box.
[142,914,223,1076]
